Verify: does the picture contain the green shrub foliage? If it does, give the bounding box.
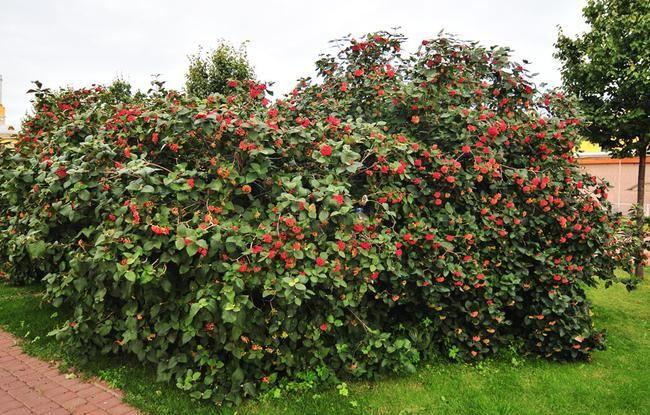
[0,33,629,404]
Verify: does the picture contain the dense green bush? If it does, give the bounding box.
[0,32,634,404]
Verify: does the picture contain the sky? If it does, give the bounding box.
[0,0,588,128]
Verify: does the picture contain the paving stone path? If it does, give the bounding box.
[0,330,139,414]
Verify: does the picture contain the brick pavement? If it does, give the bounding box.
[0,330,138,414]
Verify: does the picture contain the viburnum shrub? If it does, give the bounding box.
[0,32,636,404]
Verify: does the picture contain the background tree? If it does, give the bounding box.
[555,0,650,278]
[185,40,254,98]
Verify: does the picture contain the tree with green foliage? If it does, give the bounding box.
[185,41,254,98]
[555,0,650,278]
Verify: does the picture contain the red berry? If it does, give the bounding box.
[320,144,333,157]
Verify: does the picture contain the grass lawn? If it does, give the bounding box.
[0,277,648,415]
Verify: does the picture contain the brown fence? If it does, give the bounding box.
[579,154,649,215]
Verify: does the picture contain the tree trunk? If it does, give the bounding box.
[635,145,646,279]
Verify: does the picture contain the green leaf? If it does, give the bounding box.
[78,190,91,201]
[26,241,47,259]
[232,367,245,386]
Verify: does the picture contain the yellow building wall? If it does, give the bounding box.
[578,140,602,153]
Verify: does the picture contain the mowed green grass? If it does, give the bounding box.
[0,277,648,415]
